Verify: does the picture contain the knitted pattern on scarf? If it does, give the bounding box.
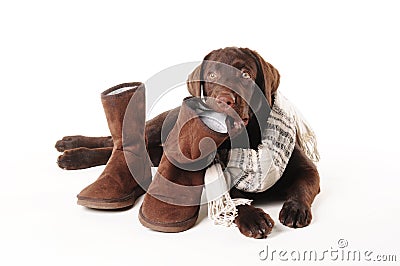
[205,91,320,227]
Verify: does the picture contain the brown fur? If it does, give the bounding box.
[55,47,320,238]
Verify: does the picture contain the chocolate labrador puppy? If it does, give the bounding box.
[56,47,320,239]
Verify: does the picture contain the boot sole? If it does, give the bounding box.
[77,188,145,210]
[138,206,199,233]
[77,198,135,209]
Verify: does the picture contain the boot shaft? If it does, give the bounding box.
[163,97,229,171]
[101,82,146,150]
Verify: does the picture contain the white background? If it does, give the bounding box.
[1,0,399,265]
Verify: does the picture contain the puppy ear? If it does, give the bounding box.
[243,49,280,105]
[186,65,202,97]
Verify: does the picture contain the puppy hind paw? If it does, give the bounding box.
[57,148,88,170]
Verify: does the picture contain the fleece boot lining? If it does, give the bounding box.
[108,86,137,95]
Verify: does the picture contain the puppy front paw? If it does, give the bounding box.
[234,205,274,239]
[279,200,312,228]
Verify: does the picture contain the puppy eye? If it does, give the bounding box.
[208,72,217,79]
[241,72,251,79]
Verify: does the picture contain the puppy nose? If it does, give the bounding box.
[216,95,235,109]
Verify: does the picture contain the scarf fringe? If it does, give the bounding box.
[205,164,252,226]
[207,192,252,227]
[297,129,320,162]
[288,98,320,162]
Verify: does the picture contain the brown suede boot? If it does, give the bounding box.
[77,82,152,209]
[139,97,229,232]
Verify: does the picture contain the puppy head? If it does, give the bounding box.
[187,47,280,127]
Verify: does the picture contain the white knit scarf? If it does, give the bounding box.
[204,91,320,227]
